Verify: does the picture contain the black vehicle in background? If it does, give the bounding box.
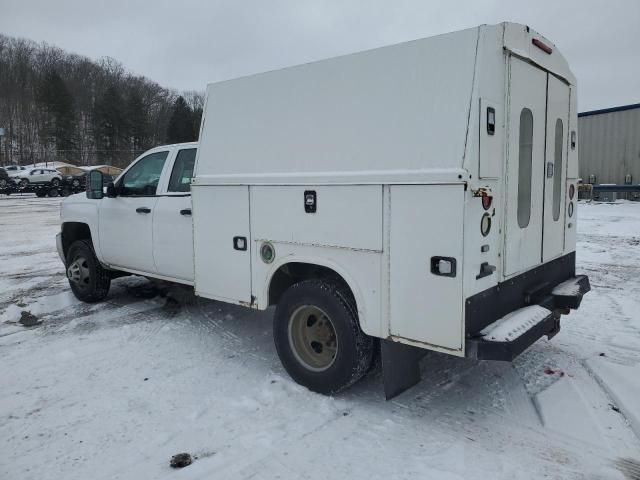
[62,171,113,189]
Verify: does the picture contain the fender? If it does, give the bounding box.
[260,254,371,332]
[60,195,104,262]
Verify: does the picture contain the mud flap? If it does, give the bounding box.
[381,339,427,400]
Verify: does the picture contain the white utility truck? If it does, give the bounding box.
[57,22,590,398]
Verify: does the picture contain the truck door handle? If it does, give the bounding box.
[180,208,192,216]
[136,207,151,214]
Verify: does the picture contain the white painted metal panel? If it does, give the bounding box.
[99,196,158,273]
[192,185,252,304]
[542,75,570,262]
[250,186,382,252]
[389,185,464,351]
[252,243,385,337]
[196,27,479,179]
[153,195,194,281]
[503,58,547,277]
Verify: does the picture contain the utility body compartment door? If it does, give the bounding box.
[389,185,464,351]
[192,185,252,305]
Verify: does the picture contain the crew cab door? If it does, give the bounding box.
[152,147,196,281]
[99,150,169,273]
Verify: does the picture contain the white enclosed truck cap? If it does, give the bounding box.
[59,22,590,399]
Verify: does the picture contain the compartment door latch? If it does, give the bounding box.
[431,256,457,277]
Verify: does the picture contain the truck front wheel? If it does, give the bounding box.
[273,279,374,394]
[66,240,111,302]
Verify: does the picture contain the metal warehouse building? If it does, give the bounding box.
[578,103,640,185]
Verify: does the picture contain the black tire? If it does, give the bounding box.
[66,239,111,302]
[19,178,28,188]
[35,190,47,198]
[0,178,6,188]
[273,279,374,395]
[51,178,60,187]
[48,188,59,197]
[72,179,80,188]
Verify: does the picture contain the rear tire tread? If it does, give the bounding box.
[273,279,374,395]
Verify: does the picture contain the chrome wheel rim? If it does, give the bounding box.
[288,305,338,372]
[68,256,91,291]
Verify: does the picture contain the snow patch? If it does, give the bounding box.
[552,278,582,296]
[534,377,607,446]
[480,305,551,342]
[0,303,23,323]
[586,358,640,439]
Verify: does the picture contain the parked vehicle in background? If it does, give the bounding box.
[57,23,590,399]
[13,168,62,187]
[5,165,27,177]
[0,168,9,188]
[61,170,114,189]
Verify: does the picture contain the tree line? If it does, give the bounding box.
[0,34,203,168]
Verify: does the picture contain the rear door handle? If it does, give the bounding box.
[136,207,151,214]
[180,208,192,216]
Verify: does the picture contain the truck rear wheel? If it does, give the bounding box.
[273,279,374,394]
[66,240,111,302]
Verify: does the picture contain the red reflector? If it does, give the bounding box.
[482,195,492,210]
[532,38,552,54]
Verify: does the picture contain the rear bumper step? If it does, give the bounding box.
[552,275,591,309]
[466,275,591,361]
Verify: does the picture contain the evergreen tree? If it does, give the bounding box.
[94,85,126,165]
[38,70,77,161]
[166,96,195,143]
[192,106,203,141]
[126,90,149,155]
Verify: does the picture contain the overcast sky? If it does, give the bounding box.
[1,0,638,111]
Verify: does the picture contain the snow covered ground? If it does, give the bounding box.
[1,195,639,480]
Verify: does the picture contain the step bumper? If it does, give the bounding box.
[551,274,591,309]
[466,275,591,361]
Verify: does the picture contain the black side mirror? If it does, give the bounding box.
[105,182,117,198]
[86,170,104,199]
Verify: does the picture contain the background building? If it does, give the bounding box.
[579,103,640,185]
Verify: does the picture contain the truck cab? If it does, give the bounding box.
[57,142,197,293]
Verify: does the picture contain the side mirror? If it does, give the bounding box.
[105,182,117,198]
[86,170,104,199]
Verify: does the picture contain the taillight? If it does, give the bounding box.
[569,184,575,200]
[481,195,492,210]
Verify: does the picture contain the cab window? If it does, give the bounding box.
[119,151,169,196]
[167,148,196,193]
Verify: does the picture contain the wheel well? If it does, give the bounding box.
[61,222,92,259]
[268,262,353,306]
